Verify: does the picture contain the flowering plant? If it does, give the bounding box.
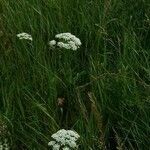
[48,129,80,150]
[49,33,81,51]
[16,32,33,41]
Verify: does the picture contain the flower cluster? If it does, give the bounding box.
[16,32,81,51]
[49,33,81,50]
[48,129,80,150]
[17,32,32,41]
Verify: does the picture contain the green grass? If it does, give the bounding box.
[0,0,150,149]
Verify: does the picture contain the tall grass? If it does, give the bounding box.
[0,0,150,149]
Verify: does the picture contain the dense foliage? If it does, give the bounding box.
[0,0,150,149]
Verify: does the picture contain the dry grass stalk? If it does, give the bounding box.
[87,92,106,149]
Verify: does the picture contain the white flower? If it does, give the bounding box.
[67,130,80,139]
[55,33,72,41]
[0,145,3,150]
[17,32,32,41]
[48,141,56,146]
[57,42,71,50]
[48,129,80,149]
[49,33,81,50]
[68,141,77,148]
[70,36,81,47]
[49,40,56,47]
[62,147,70,150]
[53,144,60,150]
[67,41,77,51]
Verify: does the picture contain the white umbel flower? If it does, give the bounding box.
[67,41,77,51]
[49,40,56,47]
[55,33,81,46]
[55,33,72,40]
[48,129,80,149]
[53,144,60,150]
[17,32,32,41]
[49,33,81,50]
[57,42,71,50]
[62,147,70,150]
[48,141,56,146]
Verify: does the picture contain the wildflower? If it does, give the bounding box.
[48,141,56,146]
[57,42,71,50]
[17,32,32,41]
[62,147,70,150]
[49,40,56,48]
[48,129,80,149]
[53,144,60,150]
[49,33,81,50]
[55,33,72,40]
[55,33,81,46]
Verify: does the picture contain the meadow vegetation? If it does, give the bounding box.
[0,0,150,149]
